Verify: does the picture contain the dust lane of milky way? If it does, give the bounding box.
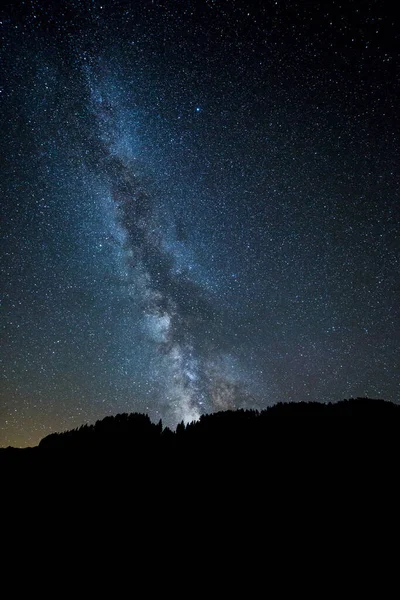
[1,1,398,447]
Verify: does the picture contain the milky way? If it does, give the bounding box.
[84,60,250,423]
[1,1,398,446]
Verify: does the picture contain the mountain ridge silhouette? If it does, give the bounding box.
[2,397,398,537]
[2,397,398,455]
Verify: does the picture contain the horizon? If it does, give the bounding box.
[2,396,396,449]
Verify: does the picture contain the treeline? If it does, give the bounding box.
[1,397,399,511]
[30,397,400,455]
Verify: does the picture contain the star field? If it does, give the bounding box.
[1,0,399,446]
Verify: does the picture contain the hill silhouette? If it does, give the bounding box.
[2,397,398,561]
[2,398,399,465]
[31,396,399,451]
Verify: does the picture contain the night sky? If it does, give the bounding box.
[1,0,398,447]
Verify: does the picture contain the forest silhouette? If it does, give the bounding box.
[2,398,398,545]
[2,398,399,468]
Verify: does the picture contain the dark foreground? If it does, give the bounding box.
[1,398,399,580]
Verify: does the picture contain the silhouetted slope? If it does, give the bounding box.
[1,396,398,490]
[1,398,399,542]
[1,398,398,459]
[38,412,163,451]
[34,397,399,449]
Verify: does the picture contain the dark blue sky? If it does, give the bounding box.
[1,0,398,446]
